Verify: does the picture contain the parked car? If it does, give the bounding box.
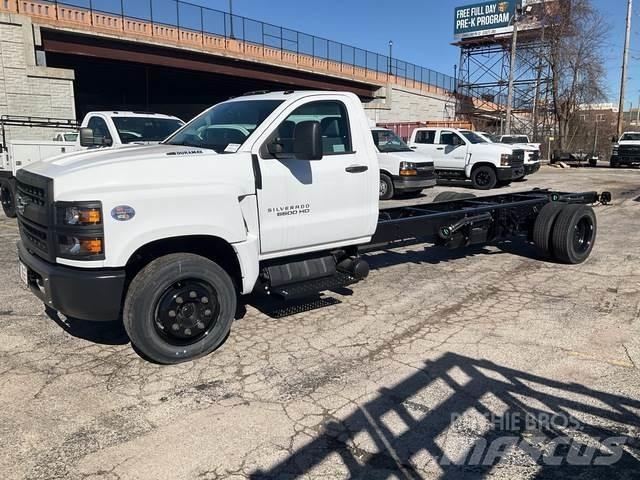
[0,111,184,217]
[408,127,525,189]
[371,128,436,200]
[476,132,541,178]
[610,132,640,168]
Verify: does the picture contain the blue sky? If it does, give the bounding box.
[194,0,639,106]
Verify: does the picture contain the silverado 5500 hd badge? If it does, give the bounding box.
[267,204,311,217]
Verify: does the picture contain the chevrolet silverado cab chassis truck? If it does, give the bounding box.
[14,91,611,364]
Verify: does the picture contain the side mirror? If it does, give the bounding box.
[79,128,95,147]
[293,121,323,160]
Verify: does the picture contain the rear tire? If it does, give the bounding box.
[471,166,497,190]
[0,180,16,218]
[379,174,394,200]
[123,253,237,364]
[551,204,597,264]
[533,202,563,257]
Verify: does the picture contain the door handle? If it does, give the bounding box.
[436,147,445,151]
[410,146,417,150]
[345,165,368,173]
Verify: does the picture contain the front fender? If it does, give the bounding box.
[96,185,248,267]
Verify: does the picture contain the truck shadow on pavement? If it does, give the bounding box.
[249,352,640,479]
[44,306,129,345]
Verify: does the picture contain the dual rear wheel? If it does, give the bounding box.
[533,203,597,264]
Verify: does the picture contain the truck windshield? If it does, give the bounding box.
[620,133,640,141]
[112,117,185,144]
[372,129,412,152]
[460,131,487,144]
[502,136,529,144]
[165,100,284,153]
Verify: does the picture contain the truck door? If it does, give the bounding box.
[437,130,468,170]
[255,98,374,255]
[410,129,437,158]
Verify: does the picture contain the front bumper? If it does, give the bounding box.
[497,165,525,181]
[392,174,437,190]
[612,155,640,165]
[524,161,541,175]
[18,241,126,321]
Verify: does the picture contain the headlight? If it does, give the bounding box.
[399,161,418,176]
[55,201,105,259]
[58,236,104,256]
[500,154,512,166]
[63,205,102,225]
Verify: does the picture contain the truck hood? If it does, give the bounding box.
[25,144,216,178]
[472,143,514,155]
[379,150,434,164]
[21,144,256,201]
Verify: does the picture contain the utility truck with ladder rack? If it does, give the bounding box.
[15,91,611,364]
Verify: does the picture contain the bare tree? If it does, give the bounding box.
[543,0,608,151]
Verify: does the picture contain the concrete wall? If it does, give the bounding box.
[0,13,75,143]
[364,84,457,125]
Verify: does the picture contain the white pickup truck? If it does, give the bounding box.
[15,90,609,364]
[610,132,640,167]
[475,132,541,178]
[0,111,184,217]
[408,127,525,189]
[371,127,436,200]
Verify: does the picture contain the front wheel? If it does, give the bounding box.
[471,166,497,190]
[379,174,395,200]
[1,180,16,218]
[123,253,237,364]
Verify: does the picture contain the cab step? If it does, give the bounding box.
[270,272,358,301]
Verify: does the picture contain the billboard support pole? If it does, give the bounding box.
[505,14,519,135]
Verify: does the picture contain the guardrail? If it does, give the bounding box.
[1,0,459,97]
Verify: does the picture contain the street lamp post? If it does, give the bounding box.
[388,40,393,76]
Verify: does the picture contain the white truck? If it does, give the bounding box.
[408,127,525,190]
[0,112,184,217]
[610,132,640,168]
[15,91,610,364]
[371,127,436,200]
[476,132,541,177]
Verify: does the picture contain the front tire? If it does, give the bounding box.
[471,166,497,190]
[379,174,394,200]
[123,253,237,364]
[1,180,16,218]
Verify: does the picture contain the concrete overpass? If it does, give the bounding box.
[0,0,458,140]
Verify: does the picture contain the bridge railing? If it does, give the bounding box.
[3,0,459,96]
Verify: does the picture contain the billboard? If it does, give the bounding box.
[454,0,518,39]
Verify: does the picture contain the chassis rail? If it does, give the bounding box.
[362,189,610,253]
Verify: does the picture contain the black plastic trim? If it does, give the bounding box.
[18,241,125,321]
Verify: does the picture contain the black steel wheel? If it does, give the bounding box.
[379,173,394,200]
[123,253,237,364]
[551,204,597,264]
[471,166,497,190]
[532,202,563,257]
[0,180,16,218]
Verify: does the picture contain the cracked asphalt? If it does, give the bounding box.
[1,165,639,479]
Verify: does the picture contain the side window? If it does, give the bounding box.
[87,117,112,142]
[414,130,435,144]
[440,131,464,146]
[268,100,352,156]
